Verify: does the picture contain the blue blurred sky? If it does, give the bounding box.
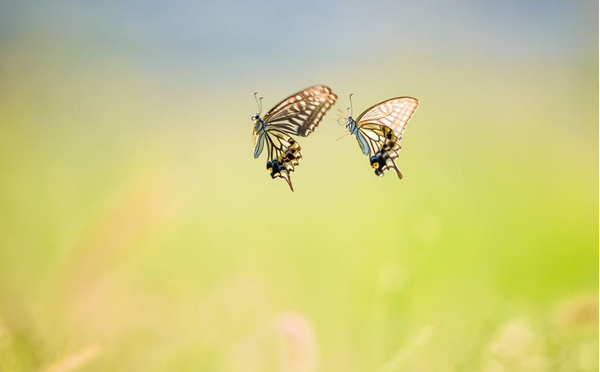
[1,0,597,84]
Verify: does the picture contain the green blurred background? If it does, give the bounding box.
[0,1,598,371]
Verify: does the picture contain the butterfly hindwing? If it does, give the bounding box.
[358,123,403,179]
[262,129,302,191]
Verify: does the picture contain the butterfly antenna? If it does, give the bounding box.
[283,174,294,192]
[254,92,264,114]
[349,93,354,116]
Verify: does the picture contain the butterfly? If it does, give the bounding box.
[337,95,419,179]
[251,85,338,191]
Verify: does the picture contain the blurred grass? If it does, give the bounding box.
[0,3,598,371]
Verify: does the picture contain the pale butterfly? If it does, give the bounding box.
[337,95,419,179]
[252,85,338,191]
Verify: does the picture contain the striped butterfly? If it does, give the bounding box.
[252,85,338,191]
[337,95,419,179]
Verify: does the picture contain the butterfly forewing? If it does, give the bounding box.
[264,85,338,137]
[357,97,418,139]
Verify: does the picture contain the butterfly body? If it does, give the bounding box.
[253,117,266,158]
[345,116,370,156]
[340,96,419,179]
[251,85,337,191]
[346,116,358,134]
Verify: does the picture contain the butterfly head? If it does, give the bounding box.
[251,113,264,144]
[345,116,358,134]
[252,114,265,132]
[347,115,354,128]
[345,116,358,133]
[252,92,264,121]
[252,93,264,140]
[338,94,357,133]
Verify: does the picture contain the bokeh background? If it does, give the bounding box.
[0,1,598,371]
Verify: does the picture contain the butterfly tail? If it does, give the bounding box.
[390,162,403,180]
[282,173,295,192]
[389,142,403,179]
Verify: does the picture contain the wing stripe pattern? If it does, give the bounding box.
[264,86,338,137]
[357,97,418,139]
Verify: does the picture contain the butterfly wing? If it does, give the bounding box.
[356,97,419,139]
[357,123,404,179]
[356,123,392,156]
[263,85,338,137]
[262,129,303,191]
